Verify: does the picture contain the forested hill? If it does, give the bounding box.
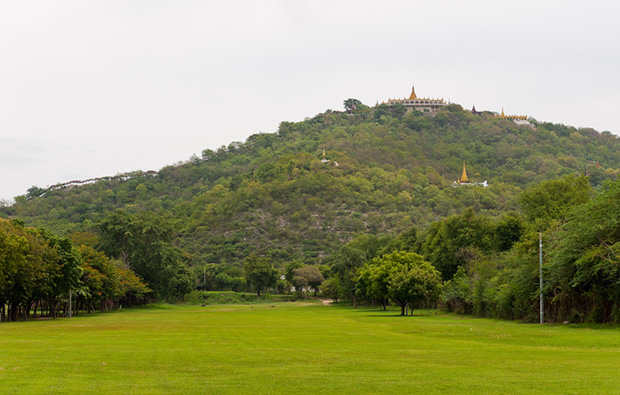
[3,103,620,266]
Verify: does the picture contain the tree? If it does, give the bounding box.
[494,215,525,251]
[359,251,442,315]
[243,255,278,297]
[284,260,303,283]
[343,98,362,112]
[26,186,46,199]
[548,179,620,322]
[519,175,591,228]
[97,210,193,301]
[292,266,324,296]
[421,208,494,280]
[386,256,442,316]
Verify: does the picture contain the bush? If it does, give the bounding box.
[185,290,202,305]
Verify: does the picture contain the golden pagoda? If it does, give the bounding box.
[453,163,489,188]
[409,86,417,100]
[459,163,469,183]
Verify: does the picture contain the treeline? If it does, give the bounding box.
[322,174,620,323]
[0,209,199,322]
[0,219,149,322]
[4,103,620,268]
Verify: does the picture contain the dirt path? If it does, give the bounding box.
[320,298,333,305]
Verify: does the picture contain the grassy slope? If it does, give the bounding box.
[1,303,618,394]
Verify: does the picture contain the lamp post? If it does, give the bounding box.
[539,232,543,324]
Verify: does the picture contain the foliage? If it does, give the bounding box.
[343,98,362,112]
[5,102,620,322]
[97,210,193,301]
[292,266,324,296]
[243,255,278,297]
[0,219,147,321]
[429,175,620,323]
[420,208,498,280]
[547,179,620,322]
[519,174,591,228]
[358,251,442,315]
[5,105,618,271]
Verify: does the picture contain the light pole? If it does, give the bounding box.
[539,232,543,324]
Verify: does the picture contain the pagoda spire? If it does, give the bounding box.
[409,85,417,100]
[460,163,469,183]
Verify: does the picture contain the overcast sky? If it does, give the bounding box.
[1,0,619,201]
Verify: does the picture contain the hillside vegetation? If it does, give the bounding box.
[4,103,619,267]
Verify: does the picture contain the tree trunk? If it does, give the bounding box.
[10,301,18,322]
[25,301,32,321]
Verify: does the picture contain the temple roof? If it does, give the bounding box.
[495,107,528,120]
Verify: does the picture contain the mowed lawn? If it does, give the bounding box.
[1,303,620,394]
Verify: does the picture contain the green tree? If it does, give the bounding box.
[494,215,525,252]
[343,98,362,112]
[292,266,324,296]
[359,251,442,315]
[421,208,494,280]
[26,186,46,199]
[387,259,442,316]
[549,179,620,322]
[243,255,278,297]
[519,175,591,228]
[97,210,193,300]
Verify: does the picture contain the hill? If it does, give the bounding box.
[3,103,620,267]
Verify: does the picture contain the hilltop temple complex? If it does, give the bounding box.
[385,86,447,114]
[384,85,532,126]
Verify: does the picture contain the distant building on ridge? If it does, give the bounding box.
[385,86,447,114]
[494,108,532,126]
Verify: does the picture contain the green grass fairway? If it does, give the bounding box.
[1,302,619,394]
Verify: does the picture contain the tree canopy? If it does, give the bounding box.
[97,210,193,301]
[358,251,442,315]
[243,255,278,297]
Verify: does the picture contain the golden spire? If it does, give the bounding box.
[409,85,417,100]
[460,163,469,183]
[322,149,326,158]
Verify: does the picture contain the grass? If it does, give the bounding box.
[1,302,620,394]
